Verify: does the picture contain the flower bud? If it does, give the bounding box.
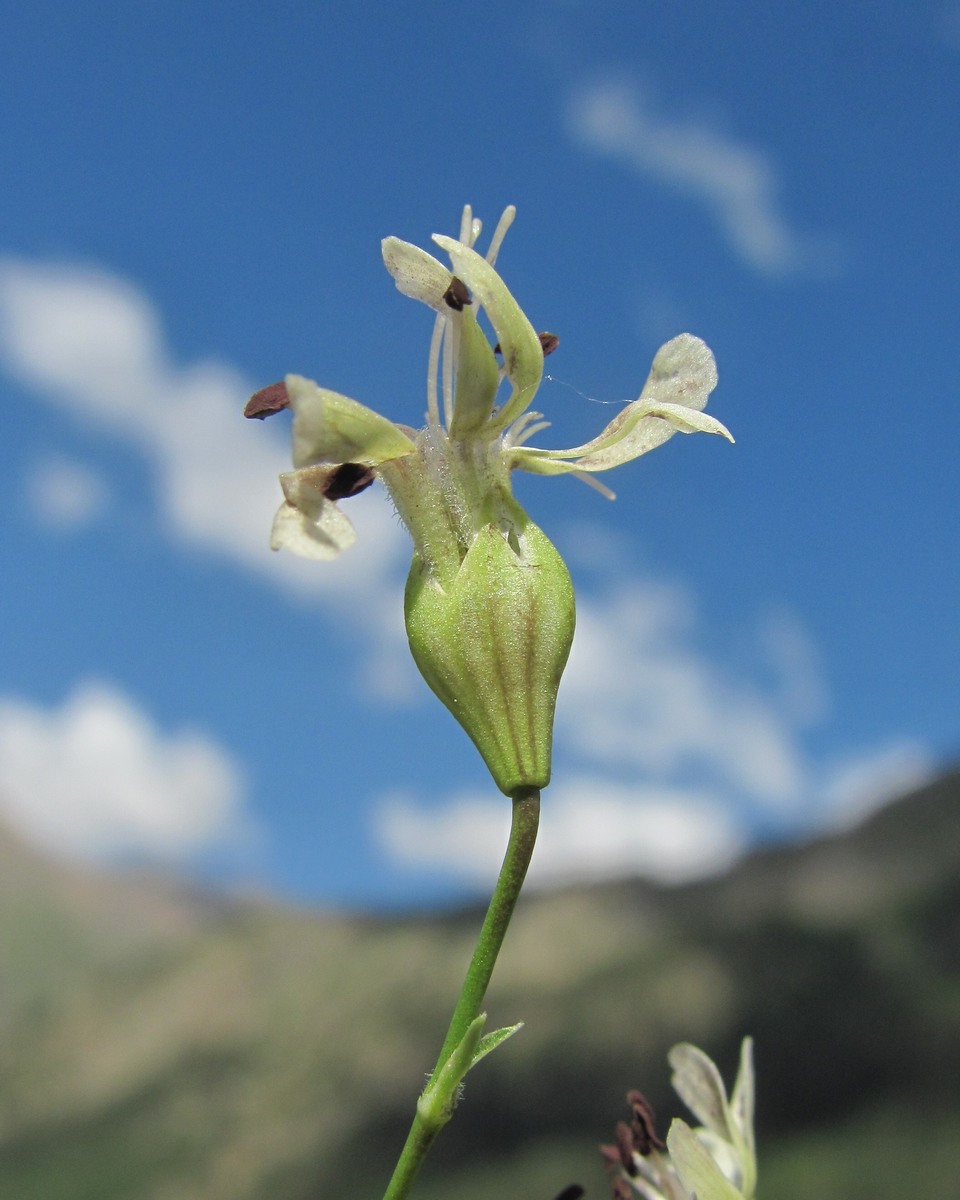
[404,517,575,795]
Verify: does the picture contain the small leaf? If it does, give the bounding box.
[471,1021,523,1068]
[417,1015,487,1128]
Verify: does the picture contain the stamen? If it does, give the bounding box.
[442,276,471,311]
[571,469,616,500]
[426,314,445,427]
[505,410,550,448]
[627,1091,665,1154]
[442,313,455,427]
[485,205,516,266]
[244,380,290,419]
[514,418,551,445]
[459,205,483,248]
[323,463,376,500]
[495,331,560,357]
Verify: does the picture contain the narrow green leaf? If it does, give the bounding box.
[471,1021,524,1068]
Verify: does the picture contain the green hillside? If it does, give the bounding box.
[1,770,958,1199]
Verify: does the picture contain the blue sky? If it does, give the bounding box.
[1,0,957,908]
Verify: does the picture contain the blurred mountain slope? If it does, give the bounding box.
[1,768,958,1200]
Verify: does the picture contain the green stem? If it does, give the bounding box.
[381,786,541,1200]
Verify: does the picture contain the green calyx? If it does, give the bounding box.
[404,517,575,795]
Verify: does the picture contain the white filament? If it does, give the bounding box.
[486,205,516,266]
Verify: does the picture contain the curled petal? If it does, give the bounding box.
[287,375,416,469]
[381,237,453,311]
[510,332,730,476]
[432,234,543,427]
[512,401,732,478]
[270,468,358,560]
[570,401,733,471]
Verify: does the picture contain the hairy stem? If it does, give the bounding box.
[380,786,541,1200]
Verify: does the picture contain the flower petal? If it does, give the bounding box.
[432,234,543,427]
[449,305,500,437]
[270,469,358,560]
[730,1039,755,1145]
[667,1122,744,1200]
[729,1039,757,1197]
[668,1043,732,1139]
[286,375,416,468]
[640,333,718,413]
[381,237,453,311]
[510,333,730,475]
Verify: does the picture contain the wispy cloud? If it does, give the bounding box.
[27,455,110,529]
[567,79,838,276]
[559,582,807,809]
[0,681,251,864]
[820,742,934,831]
[378,780,745,890]
[0,258,414,699]
[376,546,933,889]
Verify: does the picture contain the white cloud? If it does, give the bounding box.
[27,456,110,528]
[377,779,745,889]
[0,258,414,696]
[0,681,251,864]
[756,609,829,727]
[377,791,512,884]
[820,742,935,831]
[567,79,837,276]
[559,582,807,808]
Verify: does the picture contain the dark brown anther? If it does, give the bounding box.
[611,1178,633,1200]
[627,1090,665,1154]
[599,1144,621,1169]
[322,463,376,501]
[244,380,290,420]
[614,1121,637,1175]
[551,1187,585,1200]
[493,331,559,357]
[443,276,471,311]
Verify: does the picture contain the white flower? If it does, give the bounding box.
[607,1039,756,1200]
[245,207,733,793]
[248,205,733,575]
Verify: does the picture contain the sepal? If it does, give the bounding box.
[404,516,575,795]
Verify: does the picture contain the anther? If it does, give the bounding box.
[322,463,376,501]
[626,1090,665,1154]
[493,332,559,357]
[244,381,290,420]
[614,1121,637,1174]
[443,276,471,311]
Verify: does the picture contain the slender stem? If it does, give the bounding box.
[381,786,541,1200]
